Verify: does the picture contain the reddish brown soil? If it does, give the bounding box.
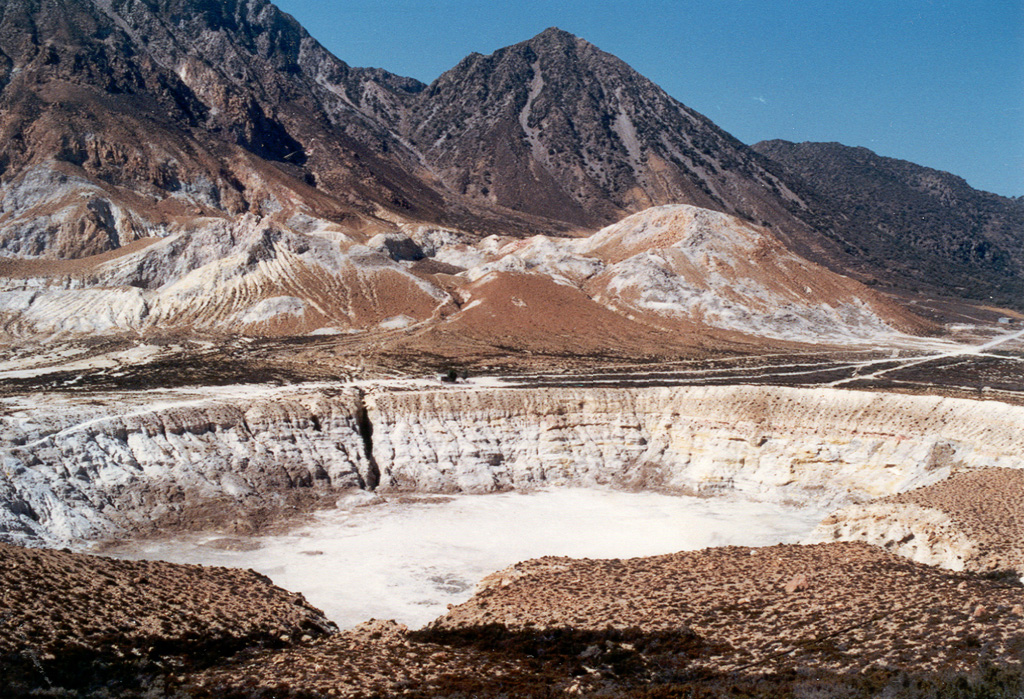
[186,543,1023,698]
[0,542,334,695]
[434,542,1024,678]
[2,539,1022,697]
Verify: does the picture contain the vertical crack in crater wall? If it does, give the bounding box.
[3,385,1024,546]
[354,389,380,490]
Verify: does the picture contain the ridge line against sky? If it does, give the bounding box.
[272,0,1023,198]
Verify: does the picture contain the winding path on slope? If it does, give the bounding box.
[827,325,1024,388]
[495,325,1024,394]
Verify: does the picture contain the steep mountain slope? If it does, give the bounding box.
[1,3,822,256]
[0,0,477,340]
[401,28,811,233]
[0,0,451,261]
[0,2,941,348]
[753,140,1024,306]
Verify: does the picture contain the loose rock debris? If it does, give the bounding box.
[4,539,1017,697]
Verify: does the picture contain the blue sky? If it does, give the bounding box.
[274,0,1023,197]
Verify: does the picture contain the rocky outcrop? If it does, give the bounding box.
[0,213,455,337]
[809,467,1024,574]
[444,205,930,344]
[0,201,931,351]
[808,502,980,571]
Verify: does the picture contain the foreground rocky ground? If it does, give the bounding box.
[2,538,1022,698]
[0,542,335,696]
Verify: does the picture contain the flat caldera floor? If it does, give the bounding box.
[99,488,828,629]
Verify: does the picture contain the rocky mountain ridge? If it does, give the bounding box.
[0,0,484,259]
[391,27,812,234]
[0,0,1016,350]
[0,1,812,257]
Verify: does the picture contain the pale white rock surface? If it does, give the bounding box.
[806,502,980,571]
[0,203,917,345]
[454,205,916,343]
[3,383,1024,547]
[369,385,1024,501]
[0,386,374,545]
[236,295,307,324]
[0,214,453,338]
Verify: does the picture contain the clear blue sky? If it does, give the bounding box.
[274,0,1023,197]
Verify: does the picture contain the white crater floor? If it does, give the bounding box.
[102,489,828,629]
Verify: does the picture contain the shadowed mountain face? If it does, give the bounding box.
[753,140,1024,306]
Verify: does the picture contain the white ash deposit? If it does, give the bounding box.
[367,384,1024,500]
[2,383,1024,548]
[102,488,827,629]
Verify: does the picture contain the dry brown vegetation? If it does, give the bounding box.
[188,542,1024,698]
[2,532,1023,697]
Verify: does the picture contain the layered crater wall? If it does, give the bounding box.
[809,468,1024,574]
[2,384,1023,546]
[368,386,1024,500]
[0,386,375,545]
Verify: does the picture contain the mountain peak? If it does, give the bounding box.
[529,26,580,44]
[408,26,803,231]
[517,26,598,60]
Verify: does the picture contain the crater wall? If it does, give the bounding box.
[2,384,1022,546]
[369,386,1024,500]
[0,387,374,545]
